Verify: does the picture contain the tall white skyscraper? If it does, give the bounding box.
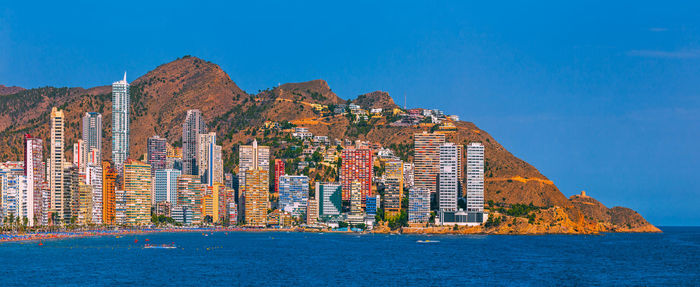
[197,132,223,187]
[86,164,103,224]
[24,135,44,226]
[112,73,130,173]
[49,107,65,224]
[82,112,102,169]
[182,109,207,175]
[438,143,460,212]
[466,142,485,213]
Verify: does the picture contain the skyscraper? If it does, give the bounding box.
[154,169,180,204]
[147,136,167,177]
[238,140,270,221]
[82,112,102,168]
[24,134,43,226]
[243,168,269,227]
[438,143,460,213]
[274,159,285,194]
[182,109,207,175]
[340,148,372,201]
[466,142,485,213]
[202,183,223,223]
[316,182,342,217]
[177,174,203,225]
[408,187,430,223]
[278,175,309,217]
[239,139,270,186]
[102,161,117,225]
[197,132,222,186]
[86,163,103,224]
[124,159,151,225]
[307,197,318,225]
[414,132,445,194]
[112,73,130,173]
[49,107,65,224]
[64,165,78,223]
[384,160,404,214]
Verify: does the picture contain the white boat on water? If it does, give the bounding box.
[144,244,177,249]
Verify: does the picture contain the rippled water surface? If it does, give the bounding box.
[1,227,698,286]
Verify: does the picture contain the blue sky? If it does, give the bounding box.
[1,1,698,225]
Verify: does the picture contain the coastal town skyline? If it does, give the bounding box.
[2,1,698,226]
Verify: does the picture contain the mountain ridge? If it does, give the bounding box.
[0,56,659,233]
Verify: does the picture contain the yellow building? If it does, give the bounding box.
[202,183,223,223]
[244,168,269,227]
[77,182,93,225]
[267,209,292,227]
[124,159,152,226]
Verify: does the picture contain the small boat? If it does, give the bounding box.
[38,242,43,246]
[144,243,177,249]
[416,240,440,243]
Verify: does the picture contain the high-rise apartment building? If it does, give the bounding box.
[466,142,485,213]
[238,140,270,221]
[340,148,372,201]
[102,161,117,225]
[86,163,102,224]
[0,165,26,224]
[316,182,342,217]
[182,109,207,175]
[155,169,180,204]
[307,197,318,225]
[77,182,92,225]
[274,159,285,194]
[147,136,167,177]
[414,132,445,194]
[112,73,130,173]
[64,165,79,223]
[24,134,43,226]
[403,162,414,188]
[438,143,460,212]
[384,160,404,214]
[278,175,309,217]
[349,181,363,215]
[202,183,224,223]
[197,132,222,187]
[408,187,430,223]
[82,112,102,169]
[177,174,203,225]
[239,139,270,189]
[243,168,269,227]
[124,160,151,225]
[49,107,66,224]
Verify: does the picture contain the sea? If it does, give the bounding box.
[0,226,698,286]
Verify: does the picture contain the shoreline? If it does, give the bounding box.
[0,226,662,244]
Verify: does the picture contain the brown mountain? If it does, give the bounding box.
[0,84,25,95]
[352,91,400,110]
[0,56,659,233]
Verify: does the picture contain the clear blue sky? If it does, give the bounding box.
[1,1,698,226]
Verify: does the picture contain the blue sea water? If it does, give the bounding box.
[0,227,698,286]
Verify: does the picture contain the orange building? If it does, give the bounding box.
[102,161,117,225]
[340,149,373,202]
